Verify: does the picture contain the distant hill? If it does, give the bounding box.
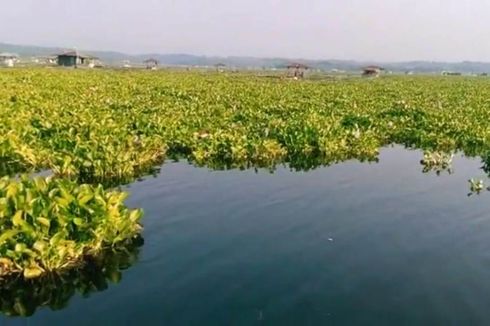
[2,42,490,73]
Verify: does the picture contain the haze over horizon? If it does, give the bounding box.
[2,0,490,62]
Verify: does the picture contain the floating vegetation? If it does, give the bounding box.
[0,176,142,279]
[2,70,490,179]
[0,237,142,317]
[420,151,454,175]
[468,178,486,195]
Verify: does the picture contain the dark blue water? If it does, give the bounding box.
[3,146,490,325]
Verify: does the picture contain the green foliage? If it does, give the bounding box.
[0,176,142,279]
[2,70,490,176]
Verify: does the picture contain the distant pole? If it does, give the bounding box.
[74,47,77,68]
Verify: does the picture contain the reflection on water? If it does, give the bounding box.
[420,151,454,175]
[3,146,490,324]
[0,237,143,318]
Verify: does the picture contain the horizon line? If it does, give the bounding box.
[2,41,490,65]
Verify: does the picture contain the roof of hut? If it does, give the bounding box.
[0,52,19,59]
[56,50,98,59]
[286,63,309,69]
[363,65,384,71]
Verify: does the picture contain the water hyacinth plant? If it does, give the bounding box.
[0,176,142,279]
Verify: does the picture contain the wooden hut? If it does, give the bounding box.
[57,51,99,68]
[143,58,158,70]
[215,62,226,72]
[362,65,384,77]
[286,63,309,79]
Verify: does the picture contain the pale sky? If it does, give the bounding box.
[2,0,490,61]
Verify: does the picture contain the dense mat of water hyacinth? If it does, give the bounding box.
[2,69,490,177]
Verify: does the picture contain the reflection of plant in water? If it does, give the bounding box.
[420,151,454,175]
[469,152,490,195]
[467,178,490,196]
[481,152,490,176]
[0,236,143,318]
[468,178,485,194]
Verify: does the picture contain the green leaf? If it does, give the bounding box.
[50,231,67,246]
[55,197,71,208]
[36,217,51,228]
[33,240,48,252]
[15,243,27,252]
[12,210,24,226]
[73,218,85,226]
[78,194,93,205]
[23,265,44,279]
[129,209,142,222]
[6,183,18,199]
[0,230,19,245]
[33,177,47,192]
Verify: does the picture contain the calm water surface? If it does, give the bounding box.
[3,146,490,325]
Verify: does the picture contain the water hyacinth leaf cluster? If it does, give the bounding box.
[0,176,142,279]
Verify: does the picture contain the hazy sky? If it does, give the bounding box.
[2,0,490,61]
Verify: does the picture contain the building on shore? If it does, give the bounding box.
[214,63,226,72]
[122,60,132,68]
[143,58,158,70]
[0,53,19,67]
[286,63,309,79]
[57,50,99,68]
[362,66,384,77]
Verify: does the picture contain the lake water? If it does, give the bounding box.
[3,146,490,325]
